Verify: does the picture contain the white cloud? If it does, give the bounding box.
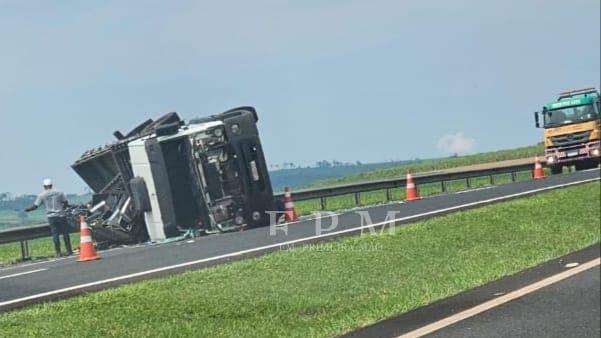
[436,132,476,155]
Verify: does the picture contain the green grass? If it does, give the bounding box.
[0,209,47,230]
[1,182,598,337]
[308,144,543,188]
[0,194,91,230]
[0,233,80,265]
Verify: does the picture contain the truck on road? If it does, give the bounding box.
[72,107,276,245]
[534,88,601,174]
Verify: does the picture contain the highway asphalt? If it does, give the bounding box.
[0,168,599,311]
[343,244,600,338]
[427,266,600,338]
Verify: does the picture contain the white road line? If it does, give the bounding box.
[455,186,494,194]
[397,258,601,338]
[0,176,598,308]
[278,212,342,227]
[0,268,47,281]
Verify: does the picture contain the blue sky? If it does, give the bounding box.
[1,0,599,194]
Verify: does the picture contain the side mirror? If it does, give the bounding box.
[534,112,540,128]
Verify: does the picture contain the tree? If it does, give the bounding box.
[316,160,332,168]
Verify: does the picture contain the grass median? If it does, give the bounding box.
[1,182,599,337]
[0,233,80,265]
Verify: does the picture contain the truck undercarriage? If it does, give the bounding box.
[71,107,276,246]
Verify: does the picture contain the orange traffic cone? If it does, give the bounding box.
[533,156,545,180]
[405,173,420,201]
[77,215,100,262]
[283,187,299,222]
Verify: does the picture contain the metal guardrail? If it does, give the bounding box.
[1,160,540,261]
[0,224,53,261]
[274,160,538,209]
[0,223,52,245]
[0,223,79,261]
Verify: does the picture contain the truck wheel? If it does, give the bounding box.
[130,177,152,213]
[550,165,562,175]
[576,159,600,170]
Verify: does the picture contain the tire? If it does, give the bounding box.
[129,177,152,213]
[550,165,563,175]
[576,159,600,171]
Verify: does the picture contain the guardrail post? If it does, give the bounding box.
[354,192,361,206]
[20,240,30,261]
[511,172,517,182]
[320,197,327,210]
[385,188,392,202]
[489,175,494,185]
[441,180,446,192]
[466,177,471,188]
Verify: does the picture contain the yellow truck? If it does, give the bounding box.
[534,88,601,174]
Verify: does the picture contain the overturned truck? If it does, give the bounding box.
[72,107,276,245]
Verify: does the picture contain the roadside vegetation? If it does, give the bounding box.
[307,143,543,188]
[269,159,417,192]
[295,170,536,215]
[0,194,90,230]
[0,233,80,265]
[1,182,598,337]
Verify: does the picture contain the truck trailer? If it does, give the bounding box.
[534,88,601,174]
[72,107,276,245]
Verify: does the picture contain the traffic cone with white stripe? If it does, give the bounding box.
[283,187,298,222]
[533,156,545,180]
[77,215,100,262]
[405,173,420,201]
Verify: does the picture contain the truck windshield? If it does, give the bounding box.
[544,104,599,127]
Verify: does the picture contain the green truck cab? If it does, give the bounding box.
[534,88,601,174]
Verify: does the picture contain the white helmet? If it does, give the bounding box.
[43,178,53,186]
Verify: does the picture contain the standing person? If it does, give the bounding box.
[25,179,73,257]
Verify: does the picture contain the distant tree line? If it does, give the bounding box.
[269,160,364,170]
[0,194,36,211]
[0,192,81,211]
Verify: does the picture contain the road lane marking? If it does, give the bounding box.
[0,268,47,281]
[0,175,598,308]
[277,212,342,227]
[455,186,494,194]
[397,258,601,338]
